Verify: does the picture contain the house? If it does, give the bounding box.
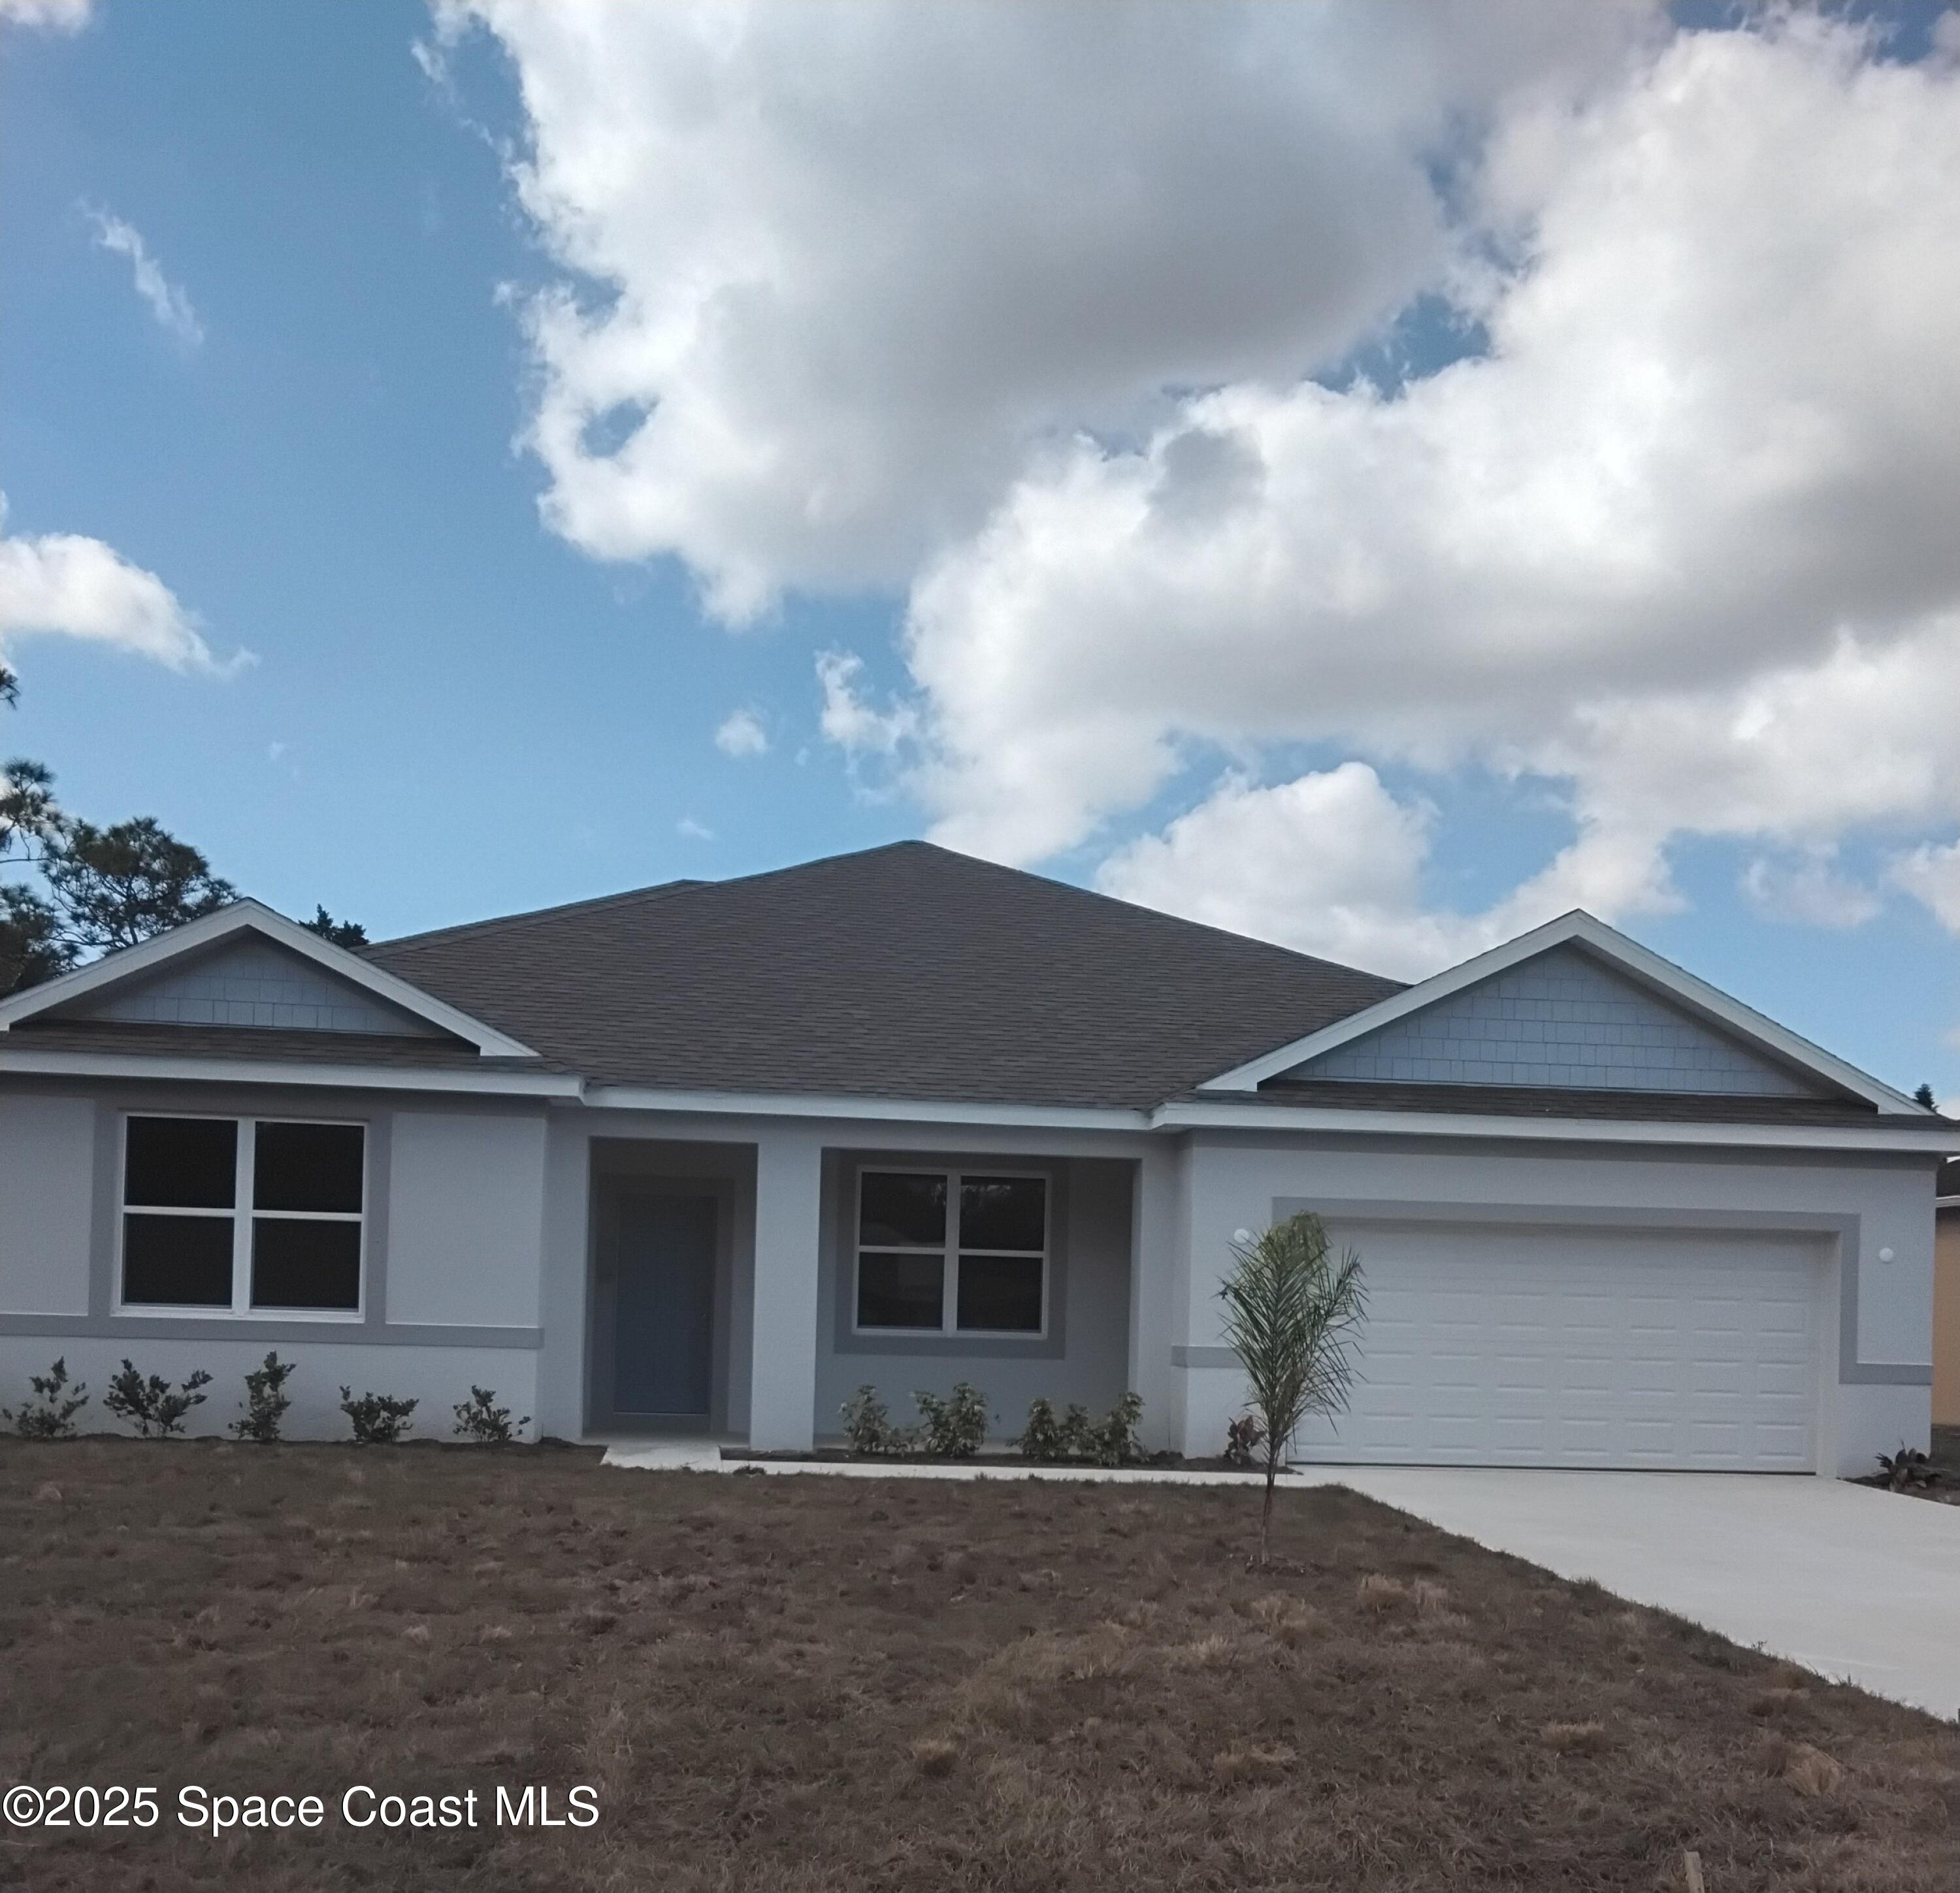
[1937,1159,1960,1429]
[0,842,1949,1472]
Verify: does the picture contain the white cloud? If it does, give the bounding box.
[816,651,915,758]
[435,0,1650,619]
[1891,842,1960,934]
[1740,852,1881,932]
[676,815,714,842]
[713,708,769,759]
[888,20,1960,917]
[0,495,248,676]
[0,0,91,29]
[84,208,203,347]
[446,8,1960,964]
[1095,763,1671,980]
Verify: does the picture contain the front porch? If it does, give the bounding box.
[578,1131,1155,1451]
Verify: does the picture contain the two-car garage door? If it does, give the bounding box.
[1289,1221,1822,1472]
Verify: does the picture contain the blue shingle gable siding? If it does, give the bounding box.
[79,938,442,1036]
[1285,945,1815,1096]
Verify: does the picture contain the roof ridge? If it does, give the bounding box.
[368,840,932,958]
[372,877,704,955]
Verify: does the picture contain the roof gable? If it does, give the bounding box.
[1284,942,1816,1098]
[0,901,537,1059]
[1201,910,1923,1114]
[67,934,446,1037]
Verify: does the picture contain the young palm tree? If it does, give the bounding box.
[1217,1212,1366,1566]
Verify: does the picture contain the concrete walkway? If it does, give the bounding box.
[600,1442,1273,1485]
[1290,1467,1960,1722]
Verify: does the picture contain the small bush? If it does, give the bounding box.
[1085,1392,1144,1467]
[453,1385,529,1443]
[1014,1396,1069,1461]
[229,1353,295,1443]
[340,1386,417,1445]
[3,1357,89,1440]
[103,1360,212,1439]
[1013,1392,1145,1464]
[1224,1413,1265,1468]
[840,1384,906,1455]
[913,1382,989,1457]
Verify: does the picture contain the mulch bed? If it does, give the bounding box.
[2,1438,1957,1891]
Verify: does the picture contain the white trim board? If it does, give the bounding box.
[0,900,537,1059]
[1198,910,1925,1115]
[1154,1097,1960,1154]
[0,1045,580,1098]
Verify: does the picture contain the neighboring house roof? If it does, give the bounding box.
[362,841,1404,1110]
[1939,1157,1960,1206]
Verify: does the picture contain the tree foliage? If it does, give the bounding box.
[302,905,368,949]
[42,817,237,955]
[1218,1211,1366,1565]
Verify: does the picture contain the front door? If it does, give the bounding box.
[613,1192,716,1419]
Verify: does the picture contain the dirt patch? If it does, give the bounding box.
[1,1438,1957,1890]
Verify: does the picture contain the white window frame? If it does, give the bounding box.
[851,1164,1050,1340]
[116,1112,367,1322]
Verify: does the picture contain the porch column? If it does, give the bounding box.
[1128,1140,1190,1455]
[748,1129,825,1451]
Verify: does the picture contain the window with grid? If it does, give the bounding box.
[854,1168,1047,1336]
[120,1115,366,1315]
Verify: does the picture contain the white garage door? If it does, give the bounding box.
[1290,1221,1821,1471]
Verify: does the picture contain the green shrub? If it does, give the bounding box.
[340,1386,417,1445]
[840,1384,905,1455]
[229,1353,295,1443]
[1085,1392,1145,1467]
[913,1382,989,1457]
[1013,1392,1145,1464]
[1013,1396,1069,1461]
[103,1360,212,1439]
[3,1357,88,1440]
[453,1385,529,1444]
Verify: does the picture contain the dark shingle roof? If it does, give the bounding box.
[5,1020,549,1072]
[1239,1078,1910,1127]
[364,841,1403,1110]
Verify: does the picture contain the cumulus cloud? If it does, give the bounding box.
[896,25,1960,866]
[1891,842,1960,935]
[84,208,203,346]
[1740,852,1882,932]
[0,0,91,29]
[713,708,769,759]
[433,0,1649,619]
[445,7,1960,966]
[1095,763,1673,979]
[0,496,248,676]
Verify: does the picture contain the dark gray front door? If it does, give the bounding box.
[614,1193,715,1418]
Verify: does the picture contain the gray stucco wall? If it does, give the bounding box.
[72,937,442,1036]
[0,1093,94,1315]
[812,1149,1135,1442]
[1291,945,1814,1095]
[0,1081,548,1438]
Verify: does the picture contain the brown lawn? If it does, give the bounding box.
[1,1439,1957,1892]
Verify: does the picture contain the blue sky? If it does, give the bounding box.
[4,2,1959,1102]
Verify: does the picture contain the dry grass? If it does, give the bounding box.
[1,1439,1957,1892]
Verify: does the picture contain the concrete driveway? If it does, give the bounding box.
[1290,1467,1960,1721]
